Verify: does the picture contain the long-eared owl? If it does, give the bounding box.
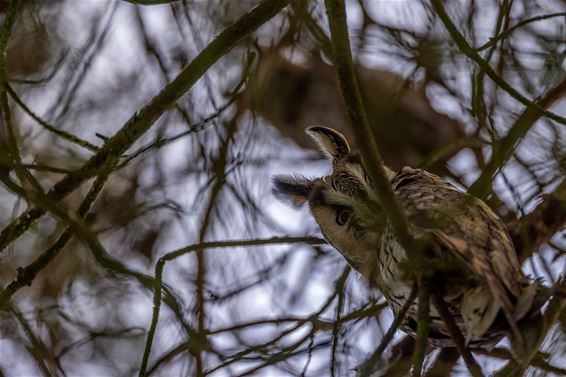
[273,126,539,350]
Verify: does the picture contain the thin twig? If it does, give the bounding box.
[476,12,566,51]
[431,293,484,377]
[11,304,61,377]
[204,267,349,375]
[138,236,325,376]
[357,284,417,377]
[193,119,239,374]
[6,84,99,152]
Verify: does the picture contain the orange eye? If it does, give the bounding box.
[336,208,351,226]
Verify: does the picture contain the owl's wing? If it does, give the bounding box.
[391,167,530,322]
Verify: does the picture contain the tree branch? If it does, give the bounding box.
[412,282,430,377]
[430,0,566,127]
[476,12,566,51]
[122,0,180,5]
[0,174,107,309]
[509,179,566,262]
[0,0,289,252]
[495,276,566,376]
[138,236,326,377]
[323,0,416,254]
[469,79,566,198]
[6,84,99,152]
[357,284,417,377]
[431,293,484,377]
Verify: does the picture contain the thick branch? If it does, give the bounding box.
[323,0,416,253]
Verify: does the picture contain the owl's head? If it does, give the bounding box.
[273,126,394,271]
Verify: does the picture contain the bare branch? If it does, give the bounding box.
[139,235,326,376]
[469,79,566,198]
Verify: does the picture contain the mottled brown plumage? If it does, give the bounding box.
[273,126,538,350]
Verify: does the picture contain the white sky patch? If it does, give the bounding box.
[447,148,481,187]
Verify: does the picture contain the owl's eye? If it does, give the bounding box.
[335,208,352,226]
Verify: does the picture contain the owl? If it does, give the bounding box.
[273,126,539,350]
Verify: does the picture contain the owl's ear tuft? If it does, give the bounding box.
[272,175,312,208]
[306,126,350,161]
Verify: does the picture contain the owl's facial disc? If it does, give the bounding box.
[308,181,380,269]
